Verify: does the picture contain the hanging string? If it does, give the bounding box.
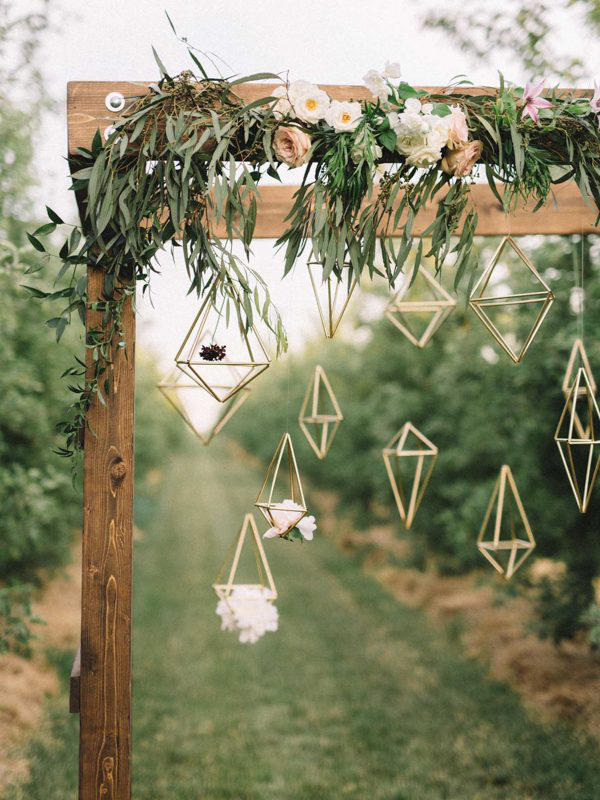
[580,228,585,344]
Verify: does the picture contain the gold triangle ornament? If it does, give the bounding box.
[385,267,456,348]
[255,433,307,537]
[562,339,597,440]
[212,513,277,601]
[298,365,343,459]
[175,274,270,402]
[157,369,250,446]
[307,261,357,338]
[477,465,536,580]
[468,236,555,363]
[554,367,600,513]
[382,422,438,529]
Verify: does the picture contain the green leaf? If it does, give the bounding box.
[46,206,64,224]
[26,232,46,252]
[229,72,281,86]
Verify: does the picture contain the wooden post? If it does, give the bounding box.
[79,266,135,799]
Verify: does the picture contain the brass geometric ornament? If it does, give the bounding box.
[157,369,250,446]
[175,274,270,402]
[382,422,438,529]
[469,236,555,363]
[298,365,343,459]
[385,266,456,348]
[477,464,536,580]
[212,512,277,601]
[307,261,357,338]
[554,366,600,513]
[562,339,596,440]
[255,433,307,536]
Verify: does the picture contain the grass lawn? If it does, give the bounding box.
[7,440,600,799]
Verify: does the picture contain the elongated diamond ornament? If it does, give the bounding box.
[255,433,307,536]
[469,236,554,363]
[175,274,270,402]
[308,261,357,338]
[382,422,438,529]
[157,369,250,445]
[562,339,596,440]
[555,367,600,513]
[385,267,456,348]
[477,465,536,580]
[298,365,343,459]
[213,513,277,601]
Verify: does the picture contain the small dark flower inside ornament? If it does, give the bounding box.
[200,343,227,361]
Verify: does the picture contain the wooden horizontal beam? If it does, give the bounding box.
[66,81,592,155]
[67,81,598,237]
[212,182,598,238]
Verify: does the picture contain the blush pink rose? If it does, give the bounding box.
[441,139,483,177]
[273,126,312,167]
[446,105,469,148]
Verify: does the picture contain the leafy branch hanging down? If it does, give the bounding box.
[26,42,600,459]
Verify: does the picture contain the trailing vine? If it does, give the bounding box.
[25,39,600,459]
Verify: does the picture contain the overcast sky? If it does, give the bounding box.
[25,0,600,363]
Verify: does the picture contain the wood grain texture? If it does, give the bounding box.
[80,266,135,800]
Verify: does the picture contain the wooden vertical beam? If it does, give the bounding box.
[80,266,135,800]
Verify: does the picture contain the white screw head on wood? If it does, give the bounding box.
[105,91,125,112]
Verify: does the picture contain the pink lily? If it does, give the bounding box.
[521,79,552,124]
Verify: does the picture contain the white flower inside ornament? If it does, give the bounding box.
[213,513,279,644]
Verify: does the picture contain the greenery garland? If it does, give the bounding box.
[25,39,600,459]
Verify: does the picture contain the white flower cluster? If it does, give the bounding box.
[263,499,317,540]
[216,585,279,644]
[388,99,468,168]
[272,81,362,132]
[363,61,402,103]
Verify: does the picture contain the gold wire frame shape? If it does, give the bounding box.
[382,422,438,530]
[554,367,600,513]
[307,261,358,338]
[477,464,536,580]
[255,432,307,535]
[213,513,277,601]
[384,266,457,348]
[468,235,555,364]
[157,370,250,446]
[298,365,344,460]
[562,339,597,440]
[174,275,270,403]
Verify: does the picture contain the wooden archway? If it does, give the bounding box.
[66,81,596,799]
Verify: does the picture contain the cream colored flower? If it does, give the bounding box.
[271,85,293,119]
[326,100,362,132]
[289,81,330,123]
[263,499,315,540]
[441,140,483,176]
[446,105,469,148]
[363,69,388,101]
[383,61,402,79]
[273,126,312,167]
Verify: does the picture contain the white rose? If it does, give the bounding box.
[271,85,293,119]
[404,97,422,114]
[405,142,443,168]
[363,69,388,101]
[383,61,402,79]
[326,100,362,132]
[290,83,331,122]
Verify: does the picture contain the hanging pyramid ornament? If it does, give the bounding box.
[307,261,357,338]
[157,369,250,445]
[255,433,307,536]
[298,365,344,459]
[477,465,536,580]
[562,339,596,440]
[382,422,438,529]
[468,236,555,363]
[385,267,456,348]
[554,367,600,513]
[175,274,270,402]
[213,513,277,601]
